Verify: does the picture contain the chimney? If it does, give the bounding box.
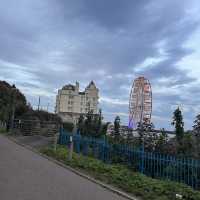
[75,81,79,92]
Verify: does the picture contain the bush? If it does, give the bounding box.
[0,127,7,134]
[40,146,200,200]
[63,122,74,132]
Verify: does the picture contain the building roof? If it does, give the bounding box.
[86,80,97,90]
[62,84,75,91]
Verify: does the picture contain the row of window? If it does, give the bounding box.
[67,107,95,113]
[67,101,96,107]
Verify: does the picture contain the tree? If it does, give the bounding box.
[137,121,155,147]
[63,122,74,132]
[193,114,200,137]
[171,107,184,142]
[114,116,120,140]
[101,122,110,136]
[97,109,103,132]
[155,128,169,153]
[77,114,85,134]
[78,109,104,137]
[0,81,29,127]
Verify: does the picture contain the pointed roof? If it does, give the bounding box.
[86,80,96,90]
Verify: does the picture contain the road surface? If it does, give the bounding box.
[0,135,128,200]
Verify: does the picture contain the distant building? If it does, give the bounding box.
[55,81,99,124]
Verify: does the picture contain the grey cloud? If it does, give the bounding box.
[0,0,199,129]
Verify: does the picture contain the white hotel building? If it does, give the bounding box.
[55,81,99,124]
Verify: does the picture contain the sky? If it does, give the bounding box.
[1,0,200,130]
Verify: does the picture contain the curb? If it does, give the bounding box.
[6,135,138,200]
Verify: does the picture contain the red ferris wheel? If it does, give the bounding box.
[128,77,152,129]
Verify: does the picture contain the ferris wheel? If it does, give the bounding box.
[128,77,152,129]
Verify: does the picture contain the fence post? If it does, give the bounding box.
[53,132,58,152]
[140,143,145,174]
[68,135,73,161]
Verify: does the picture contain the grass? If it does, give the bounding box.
[0,127,7,134]
[40,145,200,200]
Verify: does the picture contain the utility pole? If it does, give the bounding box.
[47,103,49,112]
[10,87,16,134]
[37,96,41,111]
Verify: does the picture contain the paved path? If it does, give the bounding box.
[0,135,127,200]
[10,135,54,149]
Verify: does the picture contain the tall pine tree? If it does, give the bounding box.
[193,114,200,137]
[172,107,184,142]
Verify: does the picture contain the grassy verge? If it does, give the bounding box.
[0,127,7,134]
[40,145,200,200]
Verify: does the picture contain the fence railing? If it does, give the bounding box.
[59,128,200,190]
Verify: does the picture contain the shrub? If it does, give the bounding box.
[40,146,200,200]
[63,122,74,132]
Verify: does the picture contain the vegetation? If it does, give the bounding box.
[113,115,120,141]
[77,109,105,137]
[105,109,200,160]
[0,81,30,127]
[63,122,74,132]
[0,81,61,132]
[0,127,7,134]
[20,110,61,122]
[41,145,200,200]
[172,107,184,143]
[193,114,200,137]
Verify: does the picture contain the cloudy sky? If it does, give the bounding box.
[1,0,200,130]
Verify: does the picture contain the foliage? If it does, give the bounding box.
[63,122,74,132]
[41,146,200,200]
[101,122,110,136]
[113,116,120,141]
[0,81,29,124]
[136,121,157,151]
[155,129,169,154]
[77,109,104,137]
[20,110,61,122]
[193,114,200,137]
[172,107,184,143]
[0,127,7,134]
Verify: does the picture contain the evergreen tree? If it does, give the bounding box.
[193,114,200,137]
[114,116,120,140]
[77,114,84,134]
[137,121,155,147]
[84,110,93,136]
[101,122,110,136]
[172,107,184,142]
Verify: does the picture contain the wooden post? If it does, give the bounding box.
[54,132,58,152]
[68,135,73,161]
